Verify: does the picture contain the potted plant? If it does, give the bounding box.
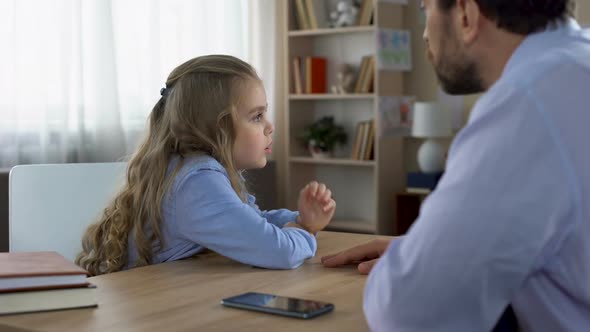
[301,116,347,158]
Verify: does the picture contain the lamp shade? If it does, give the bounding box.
[411,102,452,138]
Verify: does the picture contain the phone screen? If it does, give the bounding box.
[221,292,334,319]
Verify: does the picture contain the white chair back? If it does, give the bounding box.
[9,162,126,262]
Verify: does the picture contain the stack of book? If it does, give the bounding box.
[292,56,327,94]
[351,119,375,160]
[291,54,373,96]
[0,251,97,315]
[354,55,375,93]
[293,0,329,30]
[356,0,375,26]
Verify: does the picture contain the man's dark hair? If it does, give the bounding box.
[437,0,576,35]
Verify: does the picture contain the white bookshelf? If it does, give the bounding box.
[284,0,407,235]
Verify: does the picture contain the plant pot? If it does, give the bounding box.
[308,145,333,159]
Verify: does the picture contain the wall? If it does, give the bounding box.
[245,162,279,210]
[578,1,590,25]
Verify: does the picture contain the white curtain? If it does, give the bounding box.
[0,0,277,167]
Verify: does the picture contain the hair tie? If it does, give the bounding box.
[160,87,169,97]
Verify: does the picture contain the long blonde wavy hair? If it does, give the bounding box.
[76,55,260,276]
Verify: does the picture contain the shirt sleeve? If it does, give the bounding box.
[246,193,299,228]
[174,169,317,269]
[363,90,575,331]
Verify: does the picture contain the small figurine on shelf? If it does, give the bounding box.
[301,116,347,159]
[331,63,356,94]
[329,1,359,28]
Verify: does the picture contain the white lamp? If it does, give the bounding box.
[412,102,452,173]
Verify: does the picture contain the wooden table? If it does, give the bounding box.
[0,231,391,332]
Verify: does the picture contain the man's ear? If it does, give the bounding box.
[456,0,481,45]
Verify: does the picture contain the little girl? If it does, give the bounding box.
[76,55,336,275]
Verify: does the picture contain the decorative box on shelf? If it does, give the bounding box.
[406,171,443,193]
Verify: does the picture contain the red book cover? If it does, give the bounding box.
[306,57,327,94]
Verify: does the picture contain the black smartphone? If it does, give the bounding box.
[221,292,335,319]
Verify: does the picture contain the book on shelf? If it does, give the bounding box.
[361,56,375,93]
[304,0,329,29]
[357,0,375,26]
[350,122,363,160]
[0,251,89,292]
[0,284,97,315]
[304,0,317,29]
[292,56,303,94]
[354,55,375,93]
[354,56,368,93]
[351,121,363,160]
[351,119,375,161]
[359,121,369,160]
[305,56,327,94]
[294,0,310,30]
[292,0,329,30]
[364,120,375,160]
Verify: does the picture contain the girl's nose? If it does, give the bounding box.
[265,120,274,136]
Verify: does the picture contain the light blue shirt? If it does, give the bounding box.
[127,154,316,269]
[364,19,590,331]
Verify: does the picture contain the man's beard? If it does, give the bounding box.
[429,28,486,95]
[435,55,485,95]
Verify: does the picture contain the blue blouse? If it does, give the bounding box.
[127,154,316,269]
